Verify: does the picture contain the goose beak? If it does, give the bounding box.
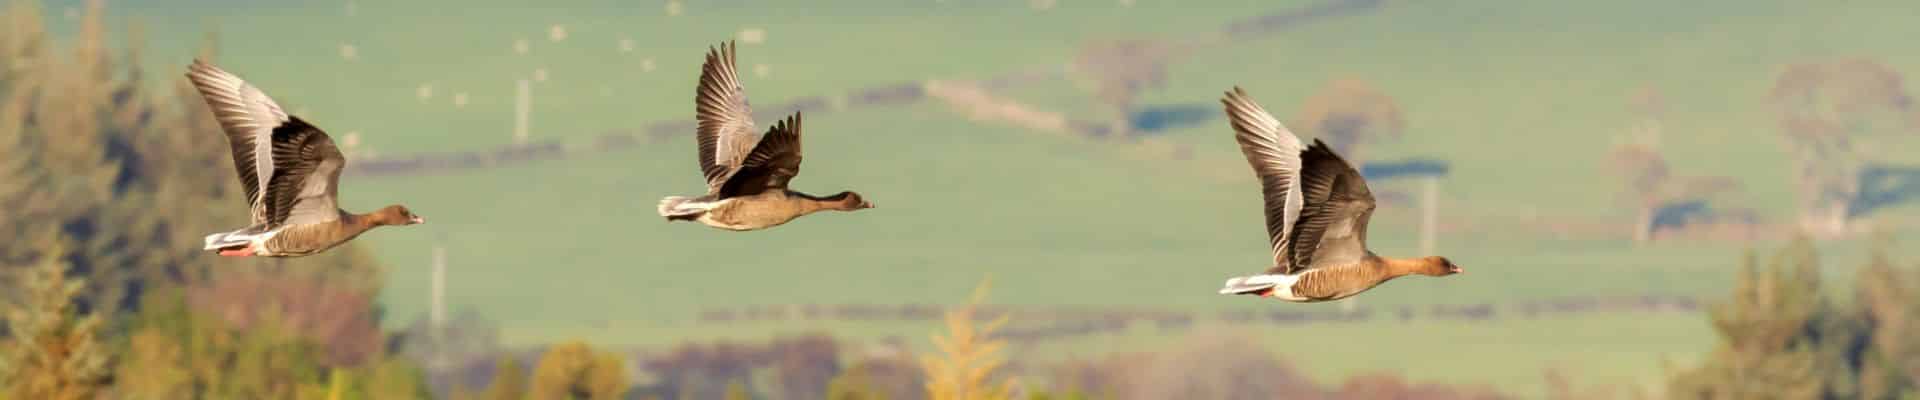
[409,215,426,224]
[860,202,875,209]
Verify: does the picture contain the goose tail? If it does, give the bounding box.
[203,228,256,251]
[657,196,703,221]
[1219,275,1282,295]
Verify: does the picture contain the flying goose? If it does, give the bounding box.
[657,41,873,231]
[188,60,424,257]
[1215,87,1459,302]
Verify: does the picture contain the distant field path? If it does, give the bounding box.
[344,0,1386,178]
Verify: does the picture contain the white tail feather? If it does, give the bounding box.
[203,230,251,250]
[202,228,278,251]
[1219,274,1291,295]
[658,196,692,217]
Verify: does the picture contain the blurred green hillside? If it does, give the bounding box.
[29,0,1920,395]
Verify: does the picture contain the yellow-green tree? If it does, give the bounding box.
[827,363,889,400]
[1,242,112,400]
[483,357,530,400]
[530,341,629,400]
[920,278,1015,400]
[112,289,430,400]
[723,381,752,400]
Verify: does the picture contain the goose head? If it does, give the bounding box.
[1419,256,1463,276]
[827,191,874,211]
[375,205,427,226]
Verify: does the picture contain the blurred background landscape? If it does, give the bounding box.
[4,0,1920,398]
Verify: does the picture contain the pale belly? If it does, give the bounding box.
[696,212,793,231]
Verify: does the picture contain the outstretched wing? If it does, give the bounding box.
[695,40,759,194]
[262,117,346,229]
[719,113,804,197]
[1220,87,1308,274]
[186,59,290,225]
[1285,139,1377,272]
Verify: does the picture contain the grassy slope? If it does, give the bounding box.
[47,0,1920,395]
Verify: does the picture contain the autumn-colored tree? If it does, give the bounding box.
[836,354,922,400]
[530,341,629,400]
[827,362,891,400]
[1293,78,1405,168]
[113,289,431,400]
[1,242,112,400]
[921,278,1016,400]
[723,381,752,400]
[1769,59,1916,236]
[482,357,530,400]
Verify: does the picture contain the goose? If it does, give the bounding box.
[188,60,424,257]
[657,41,873,231]
[1214,87,1460,302]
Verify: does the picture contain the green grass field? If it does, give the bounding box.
[53,0,1920,395]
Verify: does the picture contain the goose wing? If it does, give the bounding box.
[262,117,347,229]
[1221,87,1308,274]
[695,41,759,195]
[719,113,804,197]
[1285,139,1378,273]
[186,59,289,225]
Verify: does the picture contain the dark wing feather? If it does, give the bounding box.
[1280,139,1377,273]
[695,41,758,193]
[719,113,804,197]
[262,117,345,229]
[185,59,289,225]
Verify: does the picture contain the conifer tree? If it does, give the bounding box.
[1,241,112,400]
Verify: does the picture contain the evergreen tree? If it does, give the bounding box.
[0,0,389,319]
[1666,237,1920,399]
[1,241,112,400]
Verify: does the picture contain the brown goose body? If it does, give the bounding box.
[674,190,866,231]
[1273,255,1455,302]
[236,208,417,257]
[187,60,423,258]
[657,41,872,230]
[1214,87,1460,303]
